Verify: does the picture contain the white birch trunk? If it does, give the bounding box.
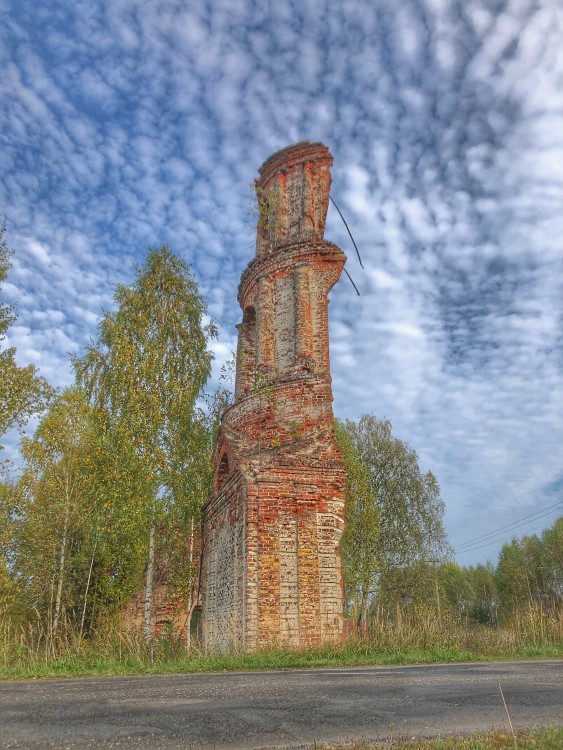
[53,501,70,637]
[144,522,156,644]
[79,537,97,644]
[185,516,195,651]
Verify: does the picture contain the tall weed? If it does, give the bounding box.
[1,601,560,680]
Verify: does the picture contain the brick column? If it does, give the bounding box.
[296,494,321,645]
[294,265,313,370]
[234,311,256,400]
[234,324,247,400]
[256,277,274,374]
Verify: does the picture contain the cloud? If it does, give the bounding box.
[0,0,561,563]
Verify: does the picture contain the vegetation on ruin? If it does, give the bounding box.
[249,183,281,242]
[0,233,561,680]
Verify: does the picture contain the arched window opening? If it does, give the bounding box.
[243,305,256,328]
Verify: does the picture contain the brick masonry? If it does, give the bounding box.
[201,142,347,651]
[120,545,195,637]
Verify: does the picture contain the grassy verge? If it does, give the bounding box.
[2,603,561,680]
[1,639,561,681]
[313,727,563,750]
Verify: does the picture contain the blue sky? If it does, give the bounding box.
[1,0,562,566]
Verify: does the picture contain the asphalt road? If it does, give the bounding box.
[1,660,561,749]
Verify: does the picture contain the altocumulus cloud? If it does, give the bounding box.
[1,0,561,563]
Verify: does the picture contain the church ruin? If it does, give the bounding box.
[201,142,347,651]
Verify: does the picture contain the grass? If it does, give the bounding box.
[1,603,561,680]
[0,636,561,681]
[314,727,563,750]
[3,617,559,750]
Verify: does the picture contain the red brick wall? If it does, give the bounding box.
[202,142,346,652]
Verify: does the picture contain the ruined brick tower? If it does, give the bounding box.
[201,142,347,651]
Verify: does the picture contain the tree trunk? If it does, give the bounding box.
[53,503,70,637]
[358,586,369,637]
[48,573,56,656]
[434,568,442,625]
[185,516,195,652]
[144,522,156,646]
[79,537,97,646]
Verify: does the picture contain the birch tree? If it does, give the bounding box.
[336,415,451,628]
[18,389,94,639]
[0,477,26,622]
[74,246,215,644]
[335,419,379,630]
[0,221,52,444]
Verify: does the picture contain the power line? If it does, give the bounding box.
[456,501,563,551]
[343,266,361,295]
[329,195,364,269]
[456,520,558,556]
[456,508,562,552]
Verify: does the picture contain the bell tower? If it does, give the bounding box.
[201,142,347,651]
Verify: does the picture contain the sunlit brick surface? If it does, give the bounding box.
[202,142,346,651]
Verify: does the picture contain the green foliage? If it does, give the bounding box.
[1,616,561,680]
[336,415,451,626]
[8,389,146,640]
[465,563,498,625]
[17,389,96,629]
[74,245,215,489]
[365,517,562,639]
[335,419,379,624]
[0,221,53,444]
[541,517,563,599]
[249,184,280,242]
[288,420,304,440]
[0,221,15,333]
[0,478,26,621]
[438,562,475,617]
[252,370,277,408]
[495,518,562,623]
[73,246,216,643]
[334,416,562,642]
[2,235,560,667]
[2,245,223,653]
